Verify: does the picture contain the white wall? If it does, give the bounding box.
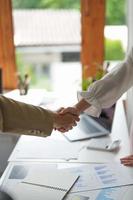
[126,0,133,129]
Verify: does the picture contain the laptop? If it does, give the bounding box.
[63,104,116,142]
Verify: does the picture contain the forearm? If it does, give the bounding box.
[0,96,53,136]
[74,98,91,114]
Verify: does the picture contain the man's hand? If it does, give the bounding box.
[55,106,80,132]
[120,155,133,166]
[52,111,80,132]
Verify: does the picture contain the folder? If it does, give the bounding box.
[10,168,79,200]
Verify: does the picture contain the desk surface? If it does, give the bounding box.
[8,98,130,163]
[1,89,133,200]
[4,89,78,109]
[4,89,58,107]
[1,161,133,200]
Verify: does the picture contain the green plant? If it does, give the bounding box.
[82,38,125,91]
[106,0,126,25]
[16,52,37,85]
[82,62,109,91]
[105,38,125,60]
[82,77,93,91]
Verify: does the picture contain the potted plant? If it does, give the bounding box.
[82,62,110,91]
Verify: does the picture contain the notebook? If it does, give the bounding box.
[10,168,79,200]
[63,104,116,142]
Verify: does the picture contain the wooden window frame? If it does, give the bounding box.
[81,0,105,80]
[0,0,17,90]
[0,0,105,90]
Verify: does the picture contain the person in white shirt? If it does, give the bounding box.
[60,47,133,166]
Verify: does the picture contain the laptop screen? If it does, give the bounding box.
[90,104,116,131]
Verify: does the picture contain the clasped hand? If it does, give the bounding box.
[53,106,80,132]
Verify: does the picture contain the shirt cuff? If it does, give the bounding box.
[77,91,102,117]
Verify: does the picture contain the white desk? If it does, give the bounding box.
[4,89,57,107]
[0,89,133,200]
[8,99,130,163]
[1,161,133,200]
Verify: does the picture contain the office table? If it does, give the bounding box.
[0,89,133,200]
[8,98,130,163]
[1,161,133,200]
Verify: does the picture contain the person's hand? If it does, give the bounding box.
[120,155,133,166]
[59,106,80,116]
[58,107,80,132]
[52,111,80,132]
[55,106,80,132]
[59,99,90,116]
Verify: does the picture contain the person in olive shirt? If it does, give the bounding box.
[0,95,79,136]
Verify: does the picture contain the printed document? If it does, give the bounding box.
[59,163,133,192]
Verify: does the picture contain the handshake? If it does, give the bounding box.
[52,106,81,133]
[51,99,90,132]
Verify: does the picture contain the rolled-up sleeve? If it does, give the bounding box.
[78,48,133,117]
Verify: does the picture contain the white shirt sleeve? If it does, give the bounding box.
[78,47,133,117]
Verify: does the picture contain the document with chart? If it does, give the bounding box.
[61,163,133,192]
[67,186,132,200]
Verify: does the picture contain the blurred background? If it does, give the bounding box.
[11,0,127,93]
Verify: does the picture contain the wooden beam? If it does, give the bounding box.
[0,0,17,89]
[81,0,105,80]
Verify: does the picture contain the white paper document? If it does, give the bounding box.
[11,168,79,200]
[10,136,80,161]
[92,187,131,200]
[60,163,133,192]
[67,186,131,200]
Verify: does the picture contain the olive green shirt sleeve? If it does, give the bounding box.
[0,95,54,137]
